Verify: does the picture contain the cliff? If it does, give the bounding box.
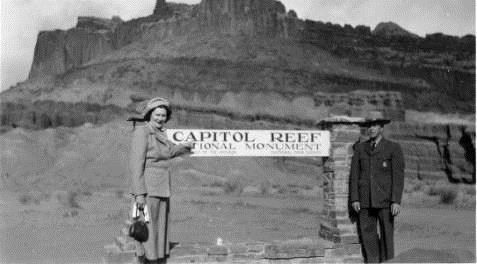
[22,0,475,114]
[29,21,117,78]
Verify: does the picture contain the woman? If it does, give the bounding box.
[128,97,192,264]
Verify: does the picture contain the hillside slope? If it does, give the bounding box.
[0,120,323,193]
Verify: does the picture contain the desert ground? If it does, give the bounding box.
[0,122,475,263]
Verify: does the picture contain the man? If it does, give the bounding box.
[350,112,405,263]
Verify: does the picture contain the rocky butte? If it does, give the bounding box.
[0,0,475,182]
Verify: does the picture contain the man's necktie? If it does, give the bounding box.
[372,141,377,151]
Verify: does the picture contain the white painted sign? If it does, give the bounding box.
[166,129,330,157]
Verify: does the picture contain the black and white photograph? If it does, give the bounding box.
[0,0,475,263]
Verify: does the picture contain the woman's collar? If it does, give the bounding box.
[145,122,166,133]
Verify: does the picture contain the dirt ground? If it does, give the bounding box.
[0,187,475,263]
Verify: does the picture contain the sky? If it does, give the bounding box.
[0,0,475,92]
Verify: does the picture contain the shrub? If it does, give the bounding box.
[425,181,459,204]
[288,207,314,214]
[63,209,79,217]
[209,180,226,188]
[437,186,458,204]
[114,189,125,199]
[412,181,424,192]
[463,186,476,196]
[259,180,272,195]
[18,194,33,205]
[223,178,243,194]
[426,181,448,196]
[18,193,48,205]
[56,191,81,208]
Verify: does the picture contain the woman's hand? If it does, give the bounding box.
[135,194,146,210]
[181,142,194,152]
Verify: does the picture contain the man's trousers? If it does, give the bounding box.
[358,208,394,263]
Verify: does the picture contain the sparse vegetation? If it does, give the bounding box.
[286,207,315,215]
[405,110,475,125]
[18,193,49,205]
[259,180,272,195]
[404,179,475,208]
[56,191,81,209]
[223,178,244,195]
[403,178,426,194]
[18,194,35,205]
[63,209,79,218]
[424,181,474,205]
[438,187,458,204]
[114,189,126,199]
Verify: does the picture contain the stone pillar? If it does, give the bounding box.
[318,116,365,262]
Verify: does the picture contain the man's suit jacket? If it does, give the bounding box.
[350,138,405,208]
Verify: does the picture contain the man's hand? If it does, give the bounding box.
[391,203,401,216]
[135,195,146,210]
[352,201,360,213]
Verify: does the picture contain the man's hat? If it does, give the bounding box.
[127,97,170,121]
[363,111,391,126]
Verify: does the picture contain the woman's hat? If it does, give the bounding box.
[363,111,391,126]
[127,97,170,121]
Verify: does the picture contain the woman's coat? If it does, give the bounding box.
[129,123,189,197]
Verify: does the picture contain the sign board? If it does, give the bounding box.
[166,129,330,157]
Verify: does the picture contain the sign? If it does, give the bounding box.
[166,129,330,157]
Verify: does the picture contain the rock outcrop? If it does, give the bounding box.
[388,122,475,183]
[76,16,122,31]
[29,18,117,78]
[153,0,173,18]
[315,90,404,120]
[197,0,292,37]
[373,22,419,38]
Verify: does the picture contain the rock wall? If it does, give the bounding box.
[315,90,404,121]
[76,16,122,31]
[29,27,115,78]
[387,122,475,183]
[0,101,126,131]
[197,0,294,37]
[28,0,295,78]
[28,0,474,75]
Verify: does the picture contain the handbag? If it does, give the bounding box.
[128,202,150,242]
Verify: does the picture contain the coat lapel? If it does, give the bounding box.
[373,138,389,156]
[364,140,373,155]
